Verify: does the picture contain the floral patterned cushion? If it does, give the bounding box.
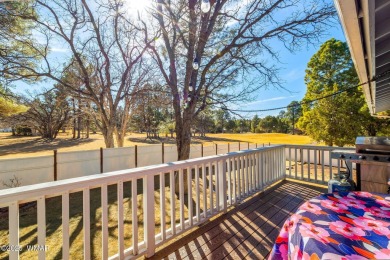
[269,192,390,260]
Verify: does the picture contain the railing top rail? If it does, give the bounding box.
[0,145,284,206]
[284,144,355,150]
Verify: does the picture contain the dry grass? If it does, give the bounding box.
[0,132,314,159]
[205,133,313,145]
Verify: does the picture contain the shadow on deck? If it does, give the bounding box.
[150,180,327,260]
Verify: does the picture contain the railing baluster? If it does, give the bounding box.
[243,155,247,195]
[187,167,193,227]
[267,151,271,185]
[83,188,91,260]
[37,196,46,260]
[254,153,258,190]
[62,192,69,260]
[260,153,264,190]
[209,162,213,215]
[249,153,255,193]
[288,148,292,177]
[314,149,318,183]
[160,173,166,241]
[245,154,249,194]
[169,171,175,236]
[232,157,237,204]
[219,159,227,213]
[101,185,108,259]
[9,202,19,260]
[300,149,304,180]
[179,168,185,231]
[257,152,261,189]
[321,149,325,182]
[195,166,200,222]
[202,164,207,218]
[215,162,220,212]
[118,181,124,259]
[275,149,279,180]
[237,157,241,201]
[294,148,298,179]
[308,149,311,181]
[132,179,139,254]
[227,158,232,206]
[329,150,333,180]
[264,152,267,185]
[254,153,257,190]
[247,154,251,193]
[143,174,155,257]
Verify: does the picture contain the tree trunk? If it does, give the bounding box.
[72,98,76,139]
[175,119,192,194]
[176,122,191,160]
[101,124,115,148]
[115,128,125,147]
[86,118,90,138]
[77,115,81,138]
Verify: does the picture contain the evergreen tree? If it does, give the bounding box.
[297,39,369,146]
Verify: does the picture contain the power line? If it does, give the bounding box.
[228,69,390,113]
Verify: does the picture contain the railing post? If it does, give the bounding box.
[201,143,204,157]
[218,160,227,213]
[143,174,155,257]
[215,143,218,155]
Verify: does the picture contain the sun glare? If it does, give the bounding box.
[124,0,152,15]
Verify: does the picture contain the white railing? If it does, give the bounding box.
[0,145,285,260]
[285,145,355,184]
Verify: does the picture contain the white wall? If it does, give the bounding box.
[57,150,100,180]
[0,156,53,189]
[164,145,178,163]
[103,147,135,172]
[189,144,202,159]
[138,145,162,167]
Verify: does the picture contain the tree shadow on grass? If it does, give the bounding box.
[0,137,95,156]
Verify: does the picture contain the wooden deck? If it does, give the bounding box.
[150,180,327,260]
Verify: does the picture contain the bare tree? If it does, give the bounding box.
[23,89,71,139]
[0,0,154,147]
[145,0,335,160]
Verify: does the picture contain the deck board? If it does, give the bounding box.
[150,180,326,260]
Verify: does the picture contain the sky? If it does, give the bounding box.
[235,23,346,118]
[11,0,347,119]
